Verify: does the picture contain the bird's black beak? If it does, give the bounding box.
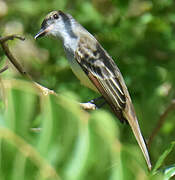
[34,28,47,39]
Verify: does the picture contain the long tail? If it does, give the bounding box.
[123,105,152,170]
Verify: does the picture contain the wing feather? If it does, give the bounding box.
[75,37,127,122]
[74,36,151,169]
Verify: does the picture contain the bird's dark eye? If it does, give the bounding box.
[53,14,59,19]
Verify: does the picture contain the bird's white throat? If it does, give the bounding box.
[63,35,78,54]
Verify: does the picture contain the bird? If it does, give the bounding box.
[35,10,151,170]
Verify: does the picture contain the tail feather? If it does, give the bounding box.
[123,107,152,170]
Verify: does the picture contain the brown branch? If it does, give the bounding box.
[0,65,8,74]
[2,42,27,75]
[148,99,175,148]
[0,36,28,76]
[0,34,96,110]
[0,34,56,96]
[0,35,25,43]
[80,102,97,110]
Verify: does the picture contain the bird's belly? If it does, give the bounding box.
[67,56,98,92]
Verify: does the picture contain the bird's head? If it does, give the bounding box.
[34,10,76,40]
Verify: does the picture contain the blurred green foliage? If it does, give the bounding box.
[0,0,175,179]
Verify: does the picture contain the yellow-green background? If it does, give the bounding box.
[0,0,175,179]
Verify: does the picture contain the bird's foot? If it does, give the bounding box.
[88,96,106,109]
[80,102,97,110]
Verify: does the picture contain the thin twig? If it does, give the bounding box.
[0,35,27,76]
[0,34,96,110]
[0,35,56,96]
[148,99,175,148]
[80,102,97,110]
[0,65,8,73]
[30,128,42,132]
[0,35,25,43]
[1,42,28,76]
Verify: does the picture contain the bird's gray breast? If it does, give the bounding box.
[63,45,97,92]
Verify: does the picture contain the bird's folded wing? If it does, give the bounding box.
[75,37,127,122]
[75,37,152,170]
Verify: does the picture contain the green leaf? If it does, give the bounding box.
[37,95,54,156]
[163,165,175,180]
[153,142,175,174]
[63,123,90,180]
[90,110,118,144]
[5,85,37,138]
